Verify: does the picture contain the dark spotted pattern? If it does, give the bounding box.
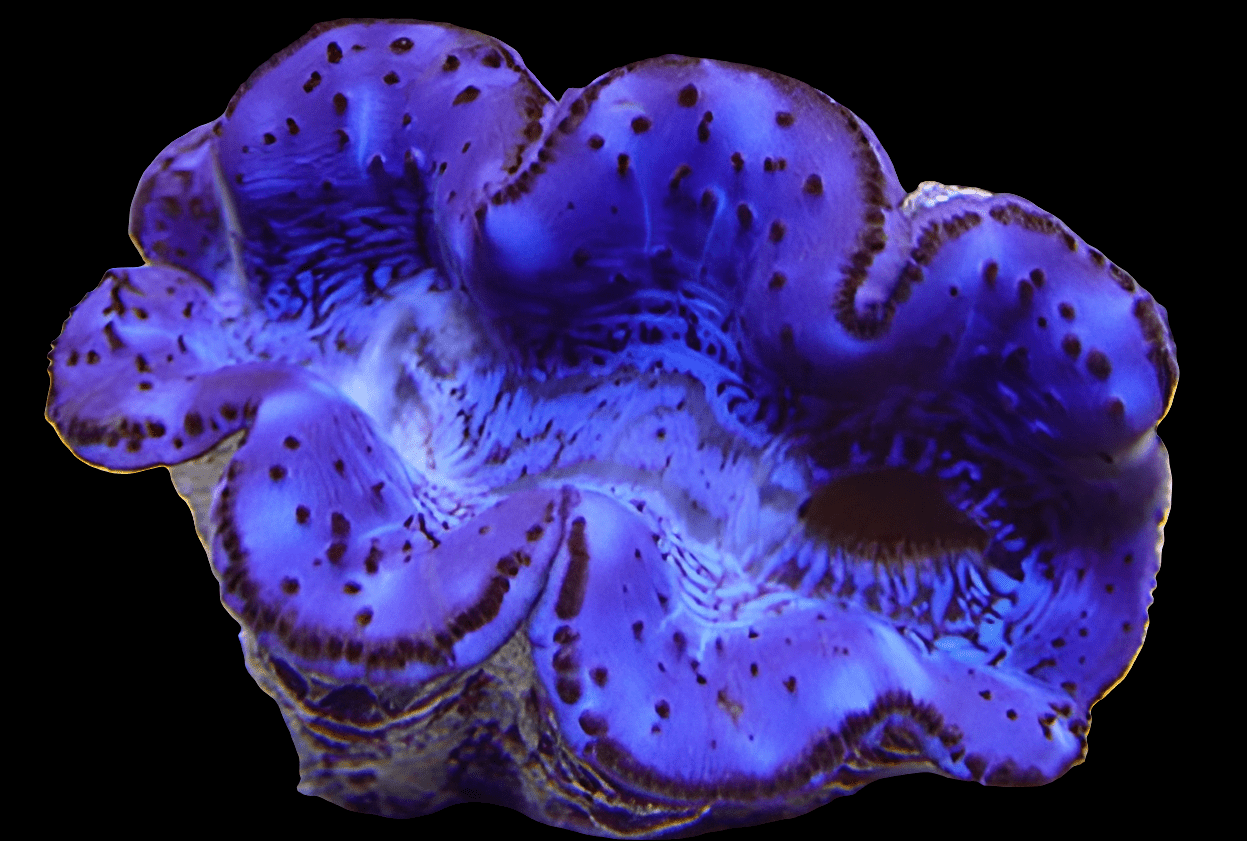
[45,17,1176,839]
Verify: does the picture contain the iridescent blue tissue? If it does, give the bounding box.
[45,18,1177,837]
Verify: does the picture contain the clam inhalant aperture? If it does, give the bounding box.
[45,18,1176,838]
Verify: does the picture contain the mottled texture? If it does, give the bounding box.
[45,18,1176,838]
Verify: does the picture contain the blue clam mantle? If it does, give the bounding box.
[46,19,1176,837]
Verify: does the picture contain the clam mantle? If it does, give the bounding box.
[46,18,1176,837]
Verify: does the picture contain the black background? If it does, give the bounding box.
[34,6,1197,835]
